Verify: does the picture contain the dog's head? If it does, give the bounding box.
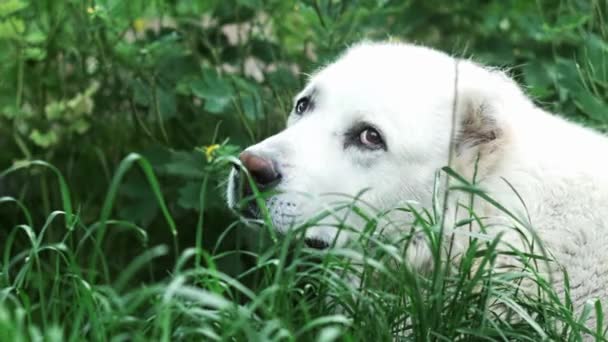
[227,42,525,250]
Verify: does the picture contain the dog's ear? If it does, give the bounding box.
[451,61,524,177]
[454,96,501,156]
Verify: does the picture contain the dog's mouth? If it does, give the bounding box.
[241,208,329,251]
[303,237,329,250]
[230,168,330,251]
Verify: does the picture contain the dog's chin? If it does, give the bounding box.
[227,176,334,251]
[241,202,260,221]
[232,194,296,226]
[236,197,331,250]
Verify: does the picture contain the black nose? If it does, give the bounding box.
[304,238,329,250]
[238,151,281,188]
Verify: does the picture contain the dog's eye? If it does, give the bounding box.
[344,123,386,151]
[295,97,310,115]
[359,127,384,149]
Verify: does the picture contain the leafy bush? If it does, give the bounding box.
[1,0,607,340]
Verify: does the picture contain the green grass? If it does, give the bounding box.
[1,155,606,341]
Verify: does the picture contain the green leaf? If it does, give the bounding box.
[0,0,27,18]
[118,177,159,226]
[66,93,95,117]
[114,41,139,67]
[552,58,583,101]
[156,87,176,120]
[581,33,608,83]
[29,129,59,148]
[233,76,264,120]
[132,79,151,107]
[240,91,263,120]
[237,0,262,9]
[572,89,608,123]
[153,149,206,179]
[268,66,299,90]
[177,181,200,210]
[203,94,232,113]
[69,118,90,134]
[0,17,24,40]
[175,0,219,15]
[553,13,589,31]
[23,47,46,61]
[190,68,234,114]
[522,61,553,98]
[24,28,46,44]
[45,101,66,120]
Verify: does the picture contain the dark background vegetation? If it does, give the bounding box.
[1,0,607,340]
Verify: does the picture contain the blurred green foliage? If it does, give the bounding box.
[0,0,607,296]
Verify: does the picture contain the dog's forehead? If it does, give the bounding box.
[286,44,459,149]
[301,43,456,107]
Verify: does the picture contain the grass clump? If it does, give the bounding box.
[0,156,605,341]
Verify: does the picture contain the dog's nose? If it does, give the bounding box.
[238,151,281,188]
[304,238,329,250]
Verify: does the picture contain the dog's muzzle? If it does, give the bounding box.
[229,152,329,251]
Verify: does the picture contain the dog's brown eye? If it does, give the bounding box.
[359,127,384,149]
[295,97,310,115]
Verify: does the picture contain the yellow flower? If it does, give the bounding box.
[87,5,101,15]
[133,18,146,34]
[204,144,220,162]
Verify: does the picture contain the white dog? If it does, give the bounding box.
[226,41,608,325]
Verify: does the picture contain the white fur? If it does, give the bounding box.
[227,42,608,323]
